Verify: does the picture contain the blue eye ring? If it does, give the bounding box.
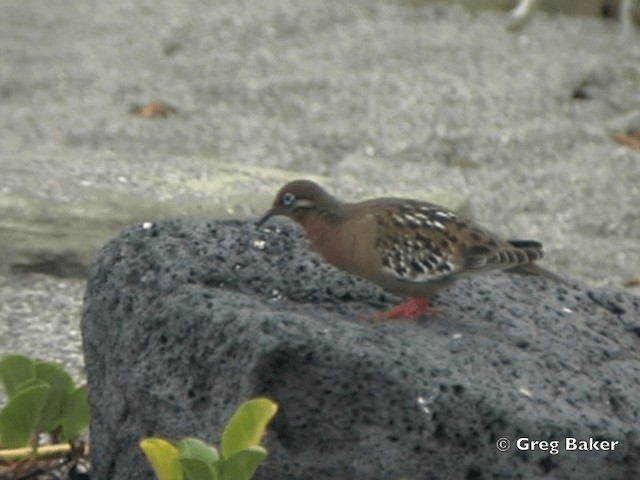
[281,192,296,206]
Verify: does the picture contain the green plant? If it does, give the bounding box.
[0,354,89,449]
[0,354,89,477]
[140,397,278,480]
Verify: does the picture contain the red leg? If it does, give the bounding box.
[374,297,438,320]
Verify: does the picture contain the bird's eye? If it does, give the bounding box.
[281,192,296,206]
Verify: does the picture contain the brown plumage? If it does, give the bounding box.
[258,179,560,319]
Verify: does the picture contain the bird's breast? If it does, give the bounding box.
[302,213,381,282]
[302,220,347,267]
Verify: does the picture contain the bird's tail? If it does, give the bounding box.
[505,240,564,282]
[507,240,543,262]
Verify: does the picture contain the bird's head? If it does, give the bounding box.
[257,179,340,227]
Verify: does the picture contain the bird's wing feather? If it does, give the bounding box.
[373,201,546,284]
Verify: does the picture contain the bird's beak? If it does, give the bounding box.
[256,207,278,227]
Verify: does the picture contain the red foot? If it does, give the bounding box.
[374,297,438,320]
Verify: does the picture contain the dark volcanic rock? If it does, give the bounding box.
[81,219,640,480]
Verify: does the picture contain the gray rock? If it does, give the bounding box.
[82,219,640,479]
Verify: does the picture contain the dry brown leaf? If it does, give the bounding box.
[612,130,640,150]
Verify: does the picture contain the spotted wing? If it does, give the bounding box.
[373,201,465,283]
[373,201,543,284]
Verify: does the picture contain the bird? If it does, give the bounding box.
[257,179,560,320]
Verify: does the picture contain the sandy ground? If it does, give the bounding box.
[1,0,639,385]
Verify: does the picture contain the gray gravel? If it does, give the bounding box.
[0,276,84,376]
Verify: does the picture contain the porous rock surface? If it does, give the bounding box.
[81,219,640,479]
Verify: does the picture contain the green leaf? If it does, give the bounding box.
[34,361,74,395]
[0,355,35,398]
[12,378,47,393]
[220,447,267,480]
[177,438,220,480]
[60,385,89,441]
[139,437,182,480]
[33,361,75,432]
[177,437,219,464]
[220,398,277,460]
[179,458,219,480]
[0,382,50,448]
